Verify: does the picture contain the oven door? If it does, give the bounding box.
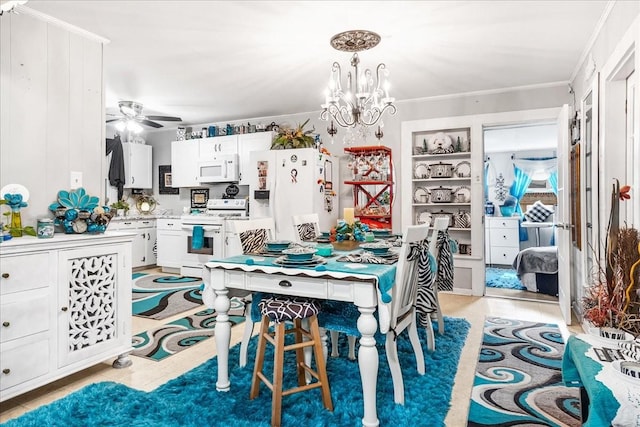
[181,223,224,277]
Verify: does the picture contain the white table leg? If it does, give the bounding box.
[214,288,231,392]
[357,305,379,427]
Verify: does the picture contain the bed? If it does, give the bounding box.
[512,246,559,296]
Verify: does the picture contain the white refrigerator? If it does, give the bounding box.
[248,148,339,241]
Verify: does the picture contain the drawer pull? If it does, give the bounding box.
[1,273,8,279]
[2,321,9,327]
[278,280,292,288]
[2,369,9,375]
[61,306,68,312]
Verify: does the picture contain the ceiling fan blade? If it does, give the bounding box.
[106,118,122,123]
[145,115,182,122]
[139,119,163,128]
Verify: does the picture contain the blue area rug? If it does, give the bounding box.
[467,317,581,427]
[485,267,526,290]
[1,317,470,427]
[132,273,204,320]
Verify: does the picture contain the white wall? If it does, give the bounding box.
[0,10,105,228]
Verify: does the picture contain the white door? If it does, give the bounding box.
[556,104,572,325]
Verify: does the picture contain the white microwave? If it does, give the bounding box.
[197,154,239,182]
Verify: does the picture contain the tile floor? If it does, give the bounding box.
[0,270,584,426]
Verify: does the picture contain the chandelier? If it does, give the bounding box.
[320,30,396,130]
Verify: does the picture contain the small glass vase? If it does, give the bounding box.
[10,209,22,237]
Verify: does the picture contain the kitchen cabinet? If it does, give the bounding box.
[401,116,484,295]
[200,135,238,157]
[485,216,520,266]
[237,132,274,185]
[344,146,394,229]
[108,219,156,268]
[122,143,152,189]
[171,140,200,187]
[156,218,183,273]
[0,233,133,402]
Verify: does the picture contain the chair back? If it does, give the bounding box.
[428,217,450,257]
[227,218,276,254]
[388,224,430,330]
[292,213,320,242]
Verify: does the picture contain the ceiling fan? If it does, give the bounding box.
[106,100,182,131]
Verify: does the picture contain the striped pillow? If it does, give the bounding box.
[524,201,554,223]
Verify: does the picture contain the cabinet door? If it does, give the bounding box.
[157,230,184,268]
[123,143,152,189]
[171,140,200,187]
[237,132,273,185]
[200,135,238,158]
[57,244,131,367]
[145,227,157,266]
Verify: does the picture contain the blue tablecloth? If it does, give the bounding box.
[210,253,397,303]
[563,334,640,427]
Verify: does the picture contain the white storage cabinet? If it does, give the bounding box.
[122,143,152,189]
[0,233,133,402]
[485,216,521,266]
[156,218,183,273]
[108,219,156,268]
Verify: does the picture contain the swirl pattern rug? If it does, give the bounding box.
[132,297,245,361]
[132,273,204,320]
[467,317,581,427]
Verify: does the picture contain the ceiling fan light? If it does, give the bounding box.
[126,120,143,134]
[114,120,126,132]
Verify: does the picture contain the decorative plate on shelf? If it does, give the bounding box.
[416,211,431,225]
[453,185,471,203]
[413,162,429,179]
[413,187,430,204]
[453,161,471,178]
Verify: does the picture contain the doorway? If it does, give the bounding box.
[483,122,560,303]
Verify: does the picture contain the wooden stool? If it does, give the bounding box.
[250,296,333,427]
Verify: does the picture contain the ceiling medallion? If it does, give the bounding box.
[330,30,381,53]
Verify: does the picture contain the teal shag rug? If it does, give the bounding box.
[1,317,470,427]
[467,317,581,426]
[485,267,526,290]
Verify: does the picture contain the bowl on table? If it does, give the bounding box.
[315,244,333,257]
[360,242,392,256]
[266,240,291,252]
[282,246,317,261]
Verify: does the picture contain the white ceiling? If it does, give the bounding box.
[25,1,609,129]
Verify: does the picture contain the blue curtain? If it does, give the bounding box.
[484,161,489,201]
[548,171,558,195]
[509,166,533,241]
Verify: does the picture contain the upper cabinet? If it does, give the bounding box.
[200,135,238,157]
[122,143,152,189]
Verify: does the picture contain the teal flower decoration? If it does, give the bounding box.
[57,188,99,211]
[3,193,27,210]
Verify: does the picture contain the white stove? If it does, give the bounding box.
[179,199,248,277]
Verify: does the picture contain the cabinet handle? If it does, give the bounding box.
[147,233,150,241]
[2,321,9,327]
[142,256,146,262]
[167,223,174,226]
[2,369,9,375]
[1,273,8,279]
[132,176,135,184]
[278,280,292,288]
[61,306,68,312]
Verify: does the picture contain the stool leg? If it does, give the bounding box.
[309,315,334,411]
[250,316,270,399]
[293,319,306,387]
[272,322,286,427]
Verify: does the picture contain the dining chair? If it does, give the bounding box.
[227,218,277,368]
[318,224,431,405]
[415,217,450,351]
[292,213,357,360]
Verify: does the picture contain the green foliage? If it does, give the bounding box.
[110,199,130,210]
[271,119,316,150]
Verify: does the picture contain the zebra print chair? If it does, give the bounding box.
[292,213,357,360]
[415,217,450,352]
[227,218,277,368]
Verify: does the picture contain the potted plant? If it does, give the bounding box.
[271,119,316,150]
[110,199,130,217]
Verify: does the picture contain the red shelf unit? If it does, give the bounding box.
[344,146,394,230]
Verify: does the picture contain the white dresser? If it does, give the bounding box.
[0,232,134,402]
[485,216,521,266]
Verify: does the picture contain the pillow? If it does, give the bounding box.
[524,201,554,223]
[296,222,317,241]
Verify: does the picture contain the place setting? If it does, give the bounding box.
[274,246,327,268]
[336,242,399,265]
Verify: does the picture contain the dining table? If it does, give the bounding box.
[201,246,399,427]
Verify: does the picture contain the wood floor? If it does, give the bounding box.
[0,268,584,426]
